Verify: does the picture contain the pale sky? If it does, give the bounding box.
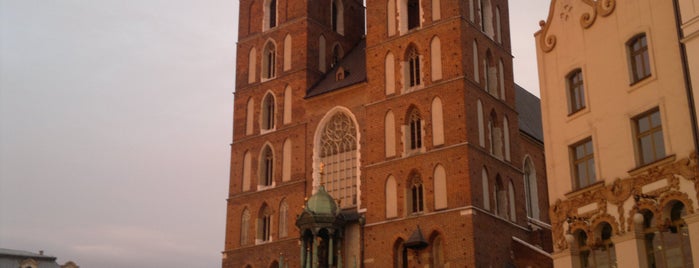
[0,1,550,267]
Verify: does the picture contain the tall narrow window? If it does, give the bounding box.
[261,93,275,130]
[331,44,343,68]
[503,116,510,161]
[571,138,595,190]
[319,35,327,73]
[246,98,254,135]
[433,164,447,209]
[408,109,423,150]
[282,139,291,182]
[269,0,277,28]
[523,157,539,219]
[242,151,252,191]
[241,208,250,245]
[590,223,616,267]
[318,111,358,208]
[262,42,276,79]
[283,86,292,124]
[386,52,396,95]
[508,180,515,221]
[248,47,257,84]
[279,200,288,238]
[628,34,651,83]
[331,0,344,34]
[431,235,444,267]
[386,175,398,218]
[409,172,424,214]
[283,35,292,71]
[634,109,665,165]
[431,97,444,146]
[385,110,396,157]
[430,37,442,81]
[260,145,274,187]
[473,40,479,83]
[576,230,591,268]
[495,176,507,218]
[477,100,484,147]
[408,0,420,30]
[482,167,490,210]
[388,0,397,36]
[257,204,272,243]
[567,69,585,114]
[407,46,421,87]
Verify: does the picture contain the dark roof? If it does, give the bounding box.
[0,248,57,260]
[515,84,544,142]
[306,39,367,98]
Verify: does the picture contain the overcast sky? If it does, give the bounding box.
[0,1,550,267]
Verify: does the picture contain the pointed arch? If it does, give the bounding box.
[263,0,277,31]
[241,207,251,245]
[430,36,442,81]
[385,175,398,218]
[393,238,407,268]
[406,106,423,151]
[508,179,516,221]
[259,144,275,187]
[261,92,276,131]
[248,47,257,84]
[246,97,254,135]
[480,0,493,38]
[283,85,292,124]
[473,40,479,83]
[495,175,507,218]
[477,99,484,147]
[503,116,510,161]
[523,156,539,219]
[499,59,505,101]
[331,43,344,68]
[257,203,272,243]
[262,40,277,80]
[469,0,475,22]
[283,34,292,71]
[431,97,444,146]
[485,49,497,96]
[482,167,490,210]
[430,232,444,267]
[319,35,327,73]
[495,6,501,43]
[282,138,291,182]
[433,164,447,209]
[385,51,396,95]
[408,171,424,214]
[388,0,397,36]
[331,0,345,34]
[313,107,360,208]
[242,151,252,191]
[385,110,396,157]
[405,43,422,89]
[278,199,288,238]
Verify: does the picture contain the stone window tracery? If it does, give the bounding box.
[319,112,358,208]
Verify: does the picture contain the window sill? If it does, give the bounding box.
[628,154,675,176]
[260,77,277,83]
[565,107,590,122]
[564,180,605,199]
[627,74,656,93]
[257,184,276,191]
[260,128,276,135]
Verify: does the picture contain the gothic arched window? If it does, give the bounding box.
[260,145,274,187]
[262,41,276,80]
[406,45,421,88]
[409,172,424,214]
[408,108,423,150]
[318,112,358,208]
[261,93,275,130]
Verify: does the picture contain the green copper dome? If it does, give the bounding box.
[306,185,338,215]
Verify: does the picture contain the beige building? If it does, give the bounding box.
[536,0,699,267]
[677,0,699,151]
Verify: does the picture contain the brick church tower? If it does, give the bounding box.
[223,0,552,266]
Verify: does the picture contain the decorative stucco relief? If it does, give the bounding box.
[539,0,617,53]
[549,153,698,252]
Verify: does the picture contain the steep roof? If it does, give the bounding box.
[514,84,544,142]
[0,248,57,260]
[306,39,367,98]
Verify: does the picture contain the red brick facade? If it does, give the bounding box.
[223,0,552,266]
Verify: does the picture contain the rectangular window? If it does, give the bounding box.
[635,109,665,165]
[629,34,651,83]
[568,69,586,114]
[571,138,595,190]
